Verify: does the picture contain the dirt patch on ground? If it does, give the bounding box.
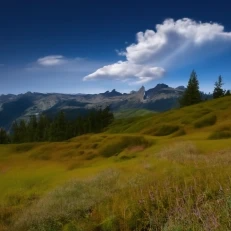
[127,145,145,153]
[0,166,10,174]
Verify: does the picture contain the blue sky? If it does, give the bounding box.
[1,0,231,94]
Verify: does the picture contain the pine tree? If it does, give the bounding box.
[27,115,37,142]
[213,75,225,99]
[180,70,201,107]
[37,114,50,141]
[49,111,67,141]
[19,120,27,142]
[11,121,20,143]
[225,90,231,96]
[0,128,10,144]
[10,107,114,143]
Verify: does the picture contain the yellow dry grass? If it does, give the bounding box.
[0,96,231,230]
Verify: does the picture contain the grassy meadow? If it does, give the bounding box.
[1,96,231,230]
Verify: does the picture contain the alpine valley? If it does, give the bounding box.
[0,83,210,130]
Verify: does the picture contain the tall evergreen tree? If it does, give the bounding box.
[19,120,27,142]
[225,90,231,96]
[11,121,20,143]
[0,128,10,144]
[213,76,225,99]
[10,107,114,143]
[179,70,201,107]
[49,111,67,141]
[37,114,50,141]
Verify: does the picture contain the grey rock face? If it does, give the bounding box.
[0,84,186,129]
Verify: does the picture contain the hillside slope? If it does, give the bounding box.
[0,84,185,129]
[0,96,231,231]
[108,95,231,139]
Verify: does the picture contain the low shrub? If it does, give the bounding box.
[155,125,179,136]
[209,131,231,140]
[12,143,36,153]
[208,124,231,139]
[171,128,186,137]
[194,114,217,128]
[29,151,51,160]
[119,155,136,161]
[99,136,153,157]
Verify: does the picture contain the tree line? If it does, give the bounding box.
[0,72,230,144]
[0,106,114,144]
[179,70,230,107]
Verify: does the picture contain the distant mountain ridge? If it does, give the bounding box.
[0,84,188,129]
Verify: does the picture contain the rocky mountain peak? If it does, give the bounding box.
[135,86,145,101]
[137,86,145,94]
[0,83,194,130]
[101,89,122,97]
[138,86,145,92]
[153,83,169,90]
[175,86,186,90]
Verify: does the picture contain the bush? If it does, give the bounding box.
[208,124,231,139]
[171,128,186,137]
[12,143,36,153]
[209,131,231,140]
[155,125,179,136]
[99,136,152,157]
[194,114,217,128]
[119,155,136,161]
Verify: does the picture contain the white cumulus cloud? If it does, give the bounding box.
[37,55,66,66]
[125,18,231,64]
[84,18,231,84]
[84,61,165,84]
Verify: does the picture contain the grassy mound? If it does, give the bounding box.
[171,128,186,137]
[107,96,231,135]
[194,113,217,128]
[209,123,231,139]
[1,96,231,230]
[99,135,153,157]
[155,124,180,136]
[8,143,231,231]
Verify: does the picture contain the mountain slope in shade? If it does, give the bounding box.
[0,84,187,129]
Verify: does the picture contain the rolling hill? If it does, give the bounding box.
[0,95,231,231]
[0,84,186,130]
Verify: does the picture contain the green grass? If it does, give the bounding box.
[99,135,153,157]
[171,128,186,137]
[154,124,180,136]
[107,95,231,136]
[208,123,231,139]
[114,109,155,119]
[5,142,231,231]
[1,96,231,230]
[194,113,217,128]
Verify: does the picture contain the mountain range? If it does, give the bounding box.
[0,83,187,129]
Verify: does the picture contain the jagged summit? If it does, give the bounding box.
[176,86,186,90]
[138,86,145,91]
[0,83,188,129]
[101,89,122,97]
[153,83,169,90]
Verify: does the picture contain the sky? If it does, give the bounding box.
[1,0,231,94]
